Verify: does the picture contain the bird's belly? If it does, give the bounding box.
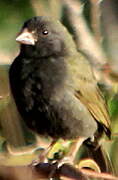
[20,93,97,140]
[18,78,97,140]
[21,103,75,139]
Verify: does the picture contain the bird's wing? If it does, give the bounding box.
[75,80,110,130]
[67,54,110,134]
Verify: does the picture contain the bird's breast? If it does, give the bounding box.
[21,56,69,105]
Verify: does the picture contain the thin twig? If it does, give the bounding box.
[81,168,118,180]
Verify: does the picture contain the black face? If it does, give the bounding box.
[19,16,68,58]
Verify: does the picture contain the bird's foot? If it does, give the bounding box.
[30,149,49,167]
[39,150,49,163]
[53,155,74,169]
[30,159,40,166]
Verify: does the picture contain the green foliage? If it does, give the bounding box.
[108,95,118,119]
[0,1,35,53]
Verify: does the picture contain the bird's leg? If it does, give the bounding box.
[31,139,58,166]
[47,137,86,179]
[38,139,58,162]
[31,137,86,166]
[58,137,86,166]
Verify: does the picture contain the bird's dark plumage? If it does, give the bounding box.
[9,16,111,171]
[9,16,110,139]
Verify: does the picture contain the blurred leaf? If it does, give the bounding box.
[0,136,6,152]
[108,94,118,119]
[77,158,101,173]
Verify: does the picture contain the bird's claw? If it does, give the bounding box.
[30,159,40,167]
[57,156,74,168]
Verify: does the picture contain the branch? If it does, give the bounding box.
[90,0,102,42]
[61,0,107,69]
[101,0,118,74]
[0,163,117,180]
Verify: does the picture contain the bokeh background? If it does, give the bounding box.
[0,0,118,179]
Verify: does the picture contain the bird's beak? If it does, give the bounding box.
[16,28,36,45]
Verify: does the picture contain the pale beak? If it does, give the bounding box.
[16,28,36,45]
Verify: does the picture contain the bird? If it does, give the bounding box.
[9,16,111,172]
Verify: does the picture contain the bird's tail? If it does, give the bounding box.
[84,144,114,173]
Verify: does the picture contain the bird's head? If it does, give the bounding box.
[16,16,76,58]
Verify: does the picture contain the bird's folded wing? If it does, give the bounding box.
[69,54,111,133]
[75,75,110,133]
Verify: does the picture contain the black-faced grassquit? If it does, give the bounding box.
[9,16,111,172]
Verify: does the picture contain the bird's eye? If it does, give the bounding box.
[42,30,49,35]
